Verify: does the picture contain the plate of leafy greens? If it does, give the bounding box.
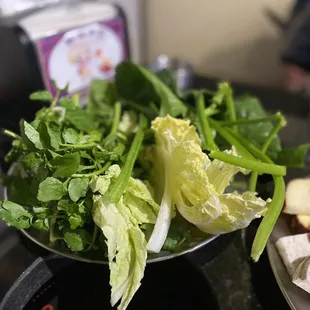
[0,61,309,310]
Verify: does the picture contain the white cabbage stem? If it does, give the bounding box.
[146,189,172,253]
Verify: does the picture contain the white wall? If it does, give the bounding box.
[146,0,293,88]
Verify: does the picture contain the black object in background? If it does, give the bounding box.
[282,1,310,72]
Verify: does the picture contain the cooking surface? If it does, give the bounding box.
[0,222,292,310]
[0,76,309,309]
[22,257,218,310]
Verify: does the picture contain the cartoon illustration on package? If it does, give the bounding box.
[95,48,113,74]
[45,22,125,96]
[67,42,93,79]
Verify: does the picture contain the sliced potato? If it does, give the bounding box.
[295,215,310,234]
[284,178,310,215]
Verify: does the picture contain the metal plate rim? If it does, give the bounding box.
[267,215,310,310]
[20,228,219,264]
[5,163,219,264]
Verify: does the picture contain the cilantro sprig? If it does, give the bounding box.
[1,84,130,252]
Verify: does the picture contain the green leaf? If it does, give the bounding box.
[88,79,117,109]
[29,91,53,101]
[57,199,76,212]
[51,153,80,178]
[78,130,102,144]
[62,128,79,144]
[33,218,49,231]
[163,217,190,251]
[20,120,43,150]
[65,109,95,132]
[68,178,89,202]
[115,61,187,117]
[212,83,229,106]
[162,238,178,251]
[38,122,61,150]
[59,97,75,110]
[57,200,86,229]
[156,69,179,95]
[30,120,41,130]
[48,150,60,158]
[79,151,95,162]
[37,177,66,202]
[233,95,282,160]
[5,140,22,163]
[63,228,91,251]
[92,148,119,162]
[22,153,48,181]
[68,215,84,230]
[0,201,33,229]
[276,144,310,168]
[9,177,39,206]
[33,206,49,219]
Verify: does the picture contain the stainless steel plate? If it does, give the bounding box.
[267,215,310,310]
[4,164,219,264]
[20,227,218,264]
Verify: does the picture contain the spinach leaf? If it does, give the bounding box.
[37,177,67,202]
[115,61,187,117]
[233,95,282,160]
[0,201,33,229]
[276,144,310,168]
[155,69,179,95]
[20,120,43,150]
[51,153,80,178]
[68,178,89,202]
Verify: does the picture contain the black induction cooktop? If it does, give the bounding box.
[0,77,309,310]
[0,221,291,310]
